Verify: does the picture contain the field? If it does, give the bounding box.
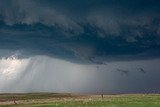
[0,93,160,107]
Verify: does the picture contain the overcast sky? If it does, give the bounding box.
[0,0,160,93]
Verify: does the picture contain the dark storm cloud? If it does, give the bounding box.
[0,0,160,63]
[1,0,160,94]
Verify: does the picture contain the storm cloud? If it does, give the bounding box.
[0,0,160,63]
[0,0,160,93]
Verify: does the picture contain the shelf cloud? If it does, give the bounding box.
[0,0,160,93]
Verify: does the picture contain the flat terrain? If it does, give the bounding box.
[0,93,160,107]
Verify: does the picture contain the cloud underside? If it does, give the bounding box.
[0,0,160,63]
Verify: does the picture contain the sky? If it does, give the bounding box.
[0,0,160,93]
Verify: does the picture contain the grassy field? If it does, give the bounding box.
[0,93,160,107]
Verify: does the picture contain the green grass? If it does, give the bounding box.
[0,94,160,107]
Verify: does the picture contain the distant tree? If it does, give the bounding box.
[101,90,104,99]
[13,96,17,107]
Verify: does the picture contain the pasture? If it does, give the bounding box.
[0,93,160,107]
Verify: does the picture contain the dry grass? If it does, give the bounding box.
[0,93,160,107]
